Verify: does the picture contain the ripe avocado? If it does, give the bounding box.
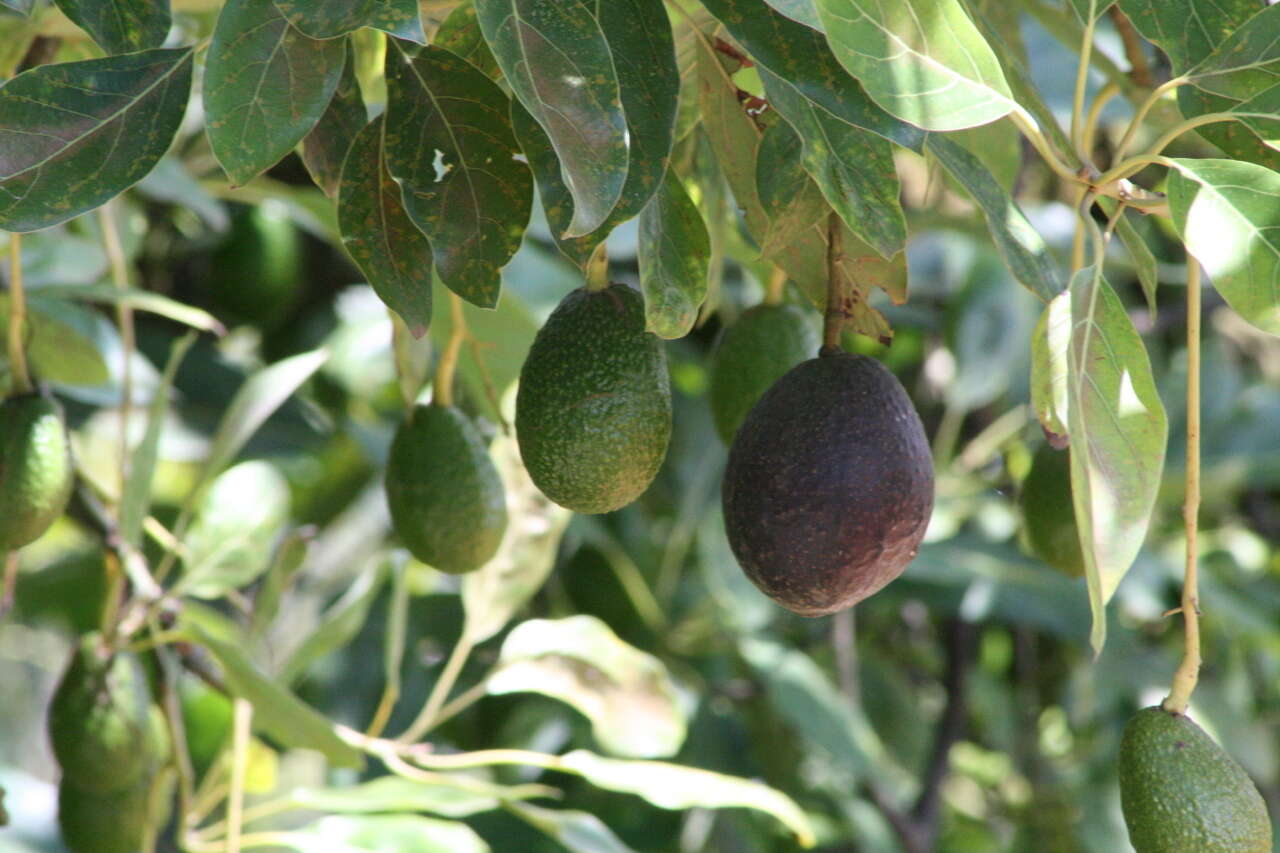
[1020,444,1085,577]
[515,284,672,514]
[722,352,934,616]
[0,392,74,551]
[385,403,507,573]
[1119,706,1271,853]
[47,633,164,792]
[708,303,818,444]
[58,775,153,853]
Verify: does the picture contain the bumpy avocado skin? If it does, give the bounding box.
[386,404,507,573]
[515,284,672,514]
[722,353,934,616]
[1119,706,1271,853]
[0,393,74,551]
[1020,444,1085,577]
[708,304,818,444]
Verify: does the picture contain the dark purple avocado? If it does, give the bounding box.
[721,351,934,616]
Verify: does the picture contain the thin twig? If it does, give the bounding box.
[397,631,476,743]
[822,213,845,352]
[910,619,975,840]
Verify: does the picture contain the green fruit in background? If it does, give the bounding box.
[178,674,233,780]
[386,404,507,573]
[0,393,74,551]
[722,352,934,616]
[209,201,303,329]
[1020,444,1085,577]
[58,776,152,853]
[708,303,818,444]
[1119,706,1271,853]
[516,284,672,514]
[47,633,163,792]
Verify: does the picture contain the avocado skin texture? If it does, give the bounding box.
[708,304,818,444]
[386,404,507,573]
[722,352,934,616]
[48,633,164,792]
[516,284,672,514]
[58,775,152,853]
[0,393,74,551]
[1020,444,1085,577]
[1119,706,1271,853]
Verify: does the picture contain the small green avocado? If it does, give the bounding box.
[722,351,934,616]
[708,303,818,444]
[210,202,303,329]
[58,775,154,853]
[515,284,672,514]
[386,403,507,573]
[178,674,233,780]
[1020,444,1085,577]
[1119,706,1271,853]
[0,392,74,551]
[47,633,165,793]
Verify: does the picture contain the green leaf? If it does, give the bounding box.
[945,254,1037,411]
[475,0,627,237]
[292,774,545,818]
[301,40,368,199]
[1186,4,1280,98]
[511,102,598,268]
[383,42,532,308]
[1167,158,1280,336]
[339,117,433,336]
[1115,0,1260,73]
[282,562,387,684]
[762,0,822,30]
[249,528,310,638]
[1097,199,1158,314]
[1063,266,1168,654]
[178,606,364,768]
[488,615,687,759]
[507,803,639,853]
[273,0,425,42]
[291,815,489,852]
[638,169,710,340]
[1227,81,1280,153]
[0,294,111,386]
[0,0,34,15]
[760,66,905,259]
[1178,85,1280,171]
[32,284,223,333]
[755,121,829,259]
[204,0,346,186]
[1030,292,1070,443]
[54,0,170,53]
[558,750,816,848]
[0,48,192,232]
[925,134,1063,301]
[433,4,500,80]
[814,0,1015,131]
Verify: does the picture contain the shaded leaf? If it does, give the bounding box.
[339,116,433,336]
[54,0,170,54]
[273,0,424,42]
[1167,158,1280,336]
[1228,81,1280,153]
[33,284,222,333]
[762,0,822,30]
[945,254,1037,411]
[383,42,531,308]
[510,101,600,268]
[433,4,500,79]
[1186,4,1280,99]
[756,121,829,258]
[204,0,346,186]
[1178,85,1280,171]
[0,48,192,232]
[1115,0,1259,72]
[292,775,543,818]
[292,815,489,853]
[0,294,112,386]
[489,615,687,758]
[1098,199,1158,314]
[282,562,387,683]
[476,0,627,236]
[301,40,368,198]
[508,803,639,853]
[638,169,709,340]
[249,529,311,638]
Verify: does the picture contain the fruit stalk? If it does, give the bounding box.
[433,294,467,409]
[6,232,33,393]
[585,241,609,293]
[1164,256,1202,715]
[822,213,845,351]
[765,265,786,306]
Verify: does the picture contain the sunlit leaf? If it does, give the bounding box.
[508,803,639,853]
[292,774,544,818]
[54,0,170,53]
[1186,4,1280,100]
[1227,81,1280,153]
[1030,292,1070,443]
[291,815,489,852]
[301,41,368,198]
[638,169,710,340]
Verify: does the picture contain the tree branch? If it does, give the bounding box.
[910,618,975,843]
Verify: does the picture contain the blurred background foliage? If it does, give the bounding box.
[2,3,1280,853]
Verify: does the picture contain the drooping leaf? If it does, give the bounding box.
[291,815,489,853]
[383,42,532,308]
[508,803,640,853]
[273,0,425,42]
[813,0,1016,131]
[1167,158,1280,336]
[1115,0,1259,73]
[475,0,627,237]
[488,615,687,758]
[339,117,433,336]
[301,40,368,198]
[756,121,829,259]
[0,48,192,232]
[638,168,710,340]
[54,0,170,54]
[204,0,346,186]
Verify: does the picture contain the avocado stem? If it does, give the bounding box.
[764,265,786,306]
[432,294,467,409]
[585,241,609,292]
[822,212,846,352]
[5,232,33,394]
[1164,255,1202,715]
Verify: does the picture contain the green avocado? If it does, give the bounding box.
[1119,706,1271,853]
[515,284,672,514]
[708,303,818,444]
[722,352,934,616]
[58,775,153,853]
[47,633,165,792]
[1020,444,1085,577]
[386,403,507,573]
[210,202,303,329]
[178,674,233,780]
[0,393,74,551]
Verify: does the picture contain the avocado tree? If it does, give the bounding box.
[1,0,1279,851]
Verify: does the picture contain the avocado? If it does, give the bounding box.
[58,775,153,853]
[1119,706,1271,853]
[721,352,934,616]
[708,303,818,444]
[47,633,165,792]
[0,393,74,551]
[515,284,672,514]
[210,202,303,329]
[1019,444,1085,577]
[178,674,233,780]
[385,403,507,573]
